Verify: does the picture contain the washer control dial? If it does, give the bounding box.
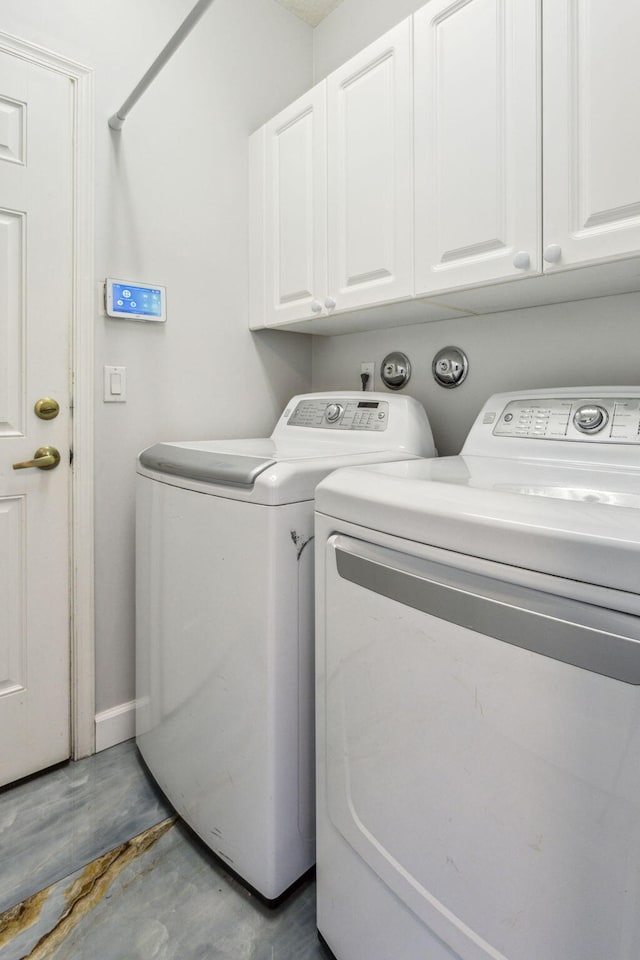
[573,404,608,433]
[325,402,344,423]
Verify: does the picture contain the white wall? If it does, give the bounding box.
[312,292,640,456]
[2,0,314,731]
[311,0,640,455]
[313,0,424,78]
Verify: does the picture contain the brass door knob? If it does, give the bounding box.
[34,398,60,420]
[13,446,61,470]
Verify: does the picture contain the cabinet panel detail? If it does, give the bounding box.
[276,110,315,302]
[339,53,396,286]
[328,20,413,312]
[414,0,541,294]
[543,0,640,267]
[263,86,327,325]
[572,3,640,233]
[433,0,505,261]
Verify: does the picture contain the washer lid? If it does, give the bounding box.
[137,437,425,505]
[315,455,640,594]
[139,443,276,486]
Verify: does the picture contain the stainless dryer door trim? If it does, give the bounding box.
[335,540,640,684]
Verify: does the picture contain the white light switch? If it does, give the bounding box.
[104,365,126,402]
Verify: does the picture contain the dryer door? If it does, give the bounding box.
[320,531,640,960]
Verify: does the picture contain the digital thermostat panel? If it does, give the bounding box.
[105,278,166,322]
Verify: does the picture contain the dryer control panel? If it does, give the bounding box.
[493,397,640,442]
[287,397,389,431]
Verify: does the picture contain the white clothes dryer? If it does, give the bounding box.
[315,387,640,960]
[135,392,435,901]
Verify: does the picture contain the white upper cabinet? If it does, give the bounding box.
[259,84,327,326]
[543,0,640,271]
[249,18,413,329]
[326,19,414,313]
[414,0,541,296]
[249,0,640,333]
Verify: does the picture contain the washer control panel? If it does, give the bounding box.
[493,397,640,442]
[288,398,389,431]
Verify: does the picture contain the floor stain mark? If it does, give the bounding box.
[15,817,175,959]
[0,887,52,950]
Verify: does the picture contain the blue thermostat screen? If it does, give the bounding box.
[105,278,167,322]
[113,282,161,317]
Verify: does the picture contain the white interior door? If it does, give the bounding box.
[0,51,73,786]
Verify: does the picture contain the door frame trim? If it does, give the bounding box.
[0,32,95,759]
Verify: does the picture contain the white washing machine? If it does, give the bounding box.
[315,387,640,960]
[135,391,435,901]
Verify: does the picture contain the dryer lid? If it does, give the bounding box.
[139,443,276,486]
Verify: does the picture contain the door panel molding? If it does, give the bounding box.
[0,496,25,696]
[0,95,26,165]
[0,207,24,436]
[0,31,95,760]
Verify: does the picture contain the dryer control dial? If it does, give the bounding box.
[325,403,344,423]
[573,404,608,433]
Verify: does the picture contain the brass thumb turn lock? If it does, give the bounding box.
[34,398,60,420]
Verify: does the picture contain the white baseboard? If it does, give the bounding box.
[95,699,136,752]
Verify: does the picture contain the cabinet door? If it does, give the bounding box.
[327,19,413,314]
[263,84,327,325]
[543,1,640,271]
[414,0,541,295]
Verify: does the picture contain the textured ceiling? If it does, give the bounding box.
[274,0,345,27]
